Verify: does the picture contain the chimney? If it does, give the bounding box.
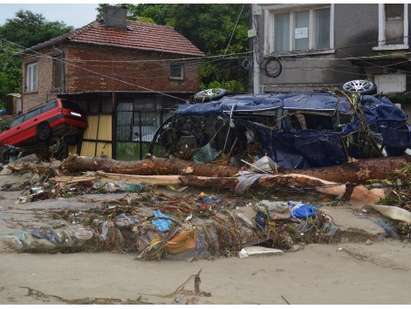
[103,5,128,29]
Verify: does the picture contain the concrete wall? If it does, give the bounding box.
[257,4,380,92]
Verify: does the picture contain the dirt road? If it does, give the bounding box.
[1,241,411,304]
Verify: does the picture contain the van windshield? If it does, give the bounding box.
[62,100,83,113]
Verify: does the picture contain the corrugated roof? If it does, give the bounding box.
[29,20,204,57]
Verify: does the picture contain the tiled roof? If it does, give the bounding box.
[29,20,204,57]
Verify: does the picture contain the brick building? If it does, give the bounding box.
[21,6,204,159]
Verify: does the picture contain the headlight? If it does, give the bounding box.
[70,112,82,117]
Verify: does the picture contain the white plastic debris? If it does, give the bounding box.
[371,204,411,224]
[238,246,284,258]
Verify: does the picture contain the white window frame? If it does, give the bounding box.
[25,62,38,93]
[169,63,184,81]
[264,4,335,56]
[374,4,409,51]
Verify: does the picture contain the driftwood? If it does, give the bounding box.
[295,156,411,183]
[61,155,411,184]
[61,155,238,178]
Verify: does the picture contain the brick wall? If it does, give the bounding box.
[65,43,201,94]
[21,43,201,111]
[21,48,60,112]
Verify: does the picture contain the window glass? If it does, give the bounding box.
[315,8,330,49]
[294,11,309,50]
[10,116,25,127]
[385,4,404,20]
[170,63,184,79]
[24,108,41,121]
[52,57,64,90]
[25,63,38,92]
[385,4,404,44]
[274,13,290,52]
[41,100,57,113]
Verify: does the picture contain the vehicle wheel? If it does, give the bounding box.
[385,146,406,157]
[193,88,228,103]
[342,80,377,95]
[263,56,283,78]
[37,122,51,142]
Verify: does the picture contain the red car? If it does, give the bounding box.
[0,98,87,149]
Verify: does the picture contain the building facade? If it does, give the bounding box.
[21,6,204,159]
[253,3,411,94]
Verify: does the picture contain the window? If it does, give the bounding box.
[10,115,25,128]
[25,63,38,92]
[270,5,333,54]
[170,63,184,80]
[315,8,330,50]
[294,11,309,50]
[52,57,64,90]
[24,107,41,121]
[41,100,58,113]
[274,13,290,52]
[376,4,409,49]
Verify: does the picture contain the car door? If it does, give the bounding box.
[0,115,25,145]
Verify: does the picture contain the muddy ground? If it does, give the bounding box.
[0,174,411,304]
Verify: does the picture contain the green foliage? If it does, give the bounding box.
[97,4,250,92]
[0,10,72,102]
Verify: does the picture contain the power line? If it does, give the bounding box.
[224,4,245,56]
[1,37,191,102]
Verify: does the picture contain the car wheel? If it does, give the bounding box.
[37,122,51,142]
[342,80,377,95]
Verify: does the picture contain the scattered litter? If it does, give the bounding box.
[238,246,284,258]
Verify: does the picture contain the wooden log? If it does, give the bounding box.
[294,156,411,183]
[61,155,239,178]
[61,155,411,184]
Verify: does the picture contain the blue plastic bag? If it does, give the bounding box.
[152,210,172,233]
[289,202,317,219]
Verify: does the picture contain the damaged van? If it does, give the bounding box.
[150,81,411,169]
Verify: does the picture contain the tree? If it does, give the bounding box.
[97,4,250,92]
[0,10,72,102]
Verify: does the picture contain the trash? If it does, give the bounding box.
[114,213,139,227]
[31,227,62,245]
[252,155,278,173]
[256,200,289,213]
[192,143,220,163]
[371,204,411,224]
[288,202,317,219]
[152,210,173,232]
[255,211,268,230]
[165,229,197,255]
[73,227,94,241]
[238,246,284,258]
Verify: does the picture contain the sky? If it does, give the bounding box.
[0,4,99,27]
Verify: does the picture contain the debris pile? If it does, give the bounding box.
[2,153,411,259]
[8,190,338,259]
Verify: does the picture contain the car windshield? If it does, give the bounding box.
[62,100,83,113]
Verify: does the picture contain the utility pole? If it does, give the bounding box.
[249,4,261,95]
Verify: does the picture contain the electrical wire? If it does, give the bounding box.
[0,37,191,102]
[224,4,245,56]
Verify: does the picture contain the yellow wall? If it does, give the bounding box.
[80,114,113,158]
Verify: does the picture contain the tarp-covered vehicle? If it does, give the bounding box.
[150,81,411,169]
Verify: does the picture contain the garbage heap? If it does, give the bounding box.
[12,191,336,260]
